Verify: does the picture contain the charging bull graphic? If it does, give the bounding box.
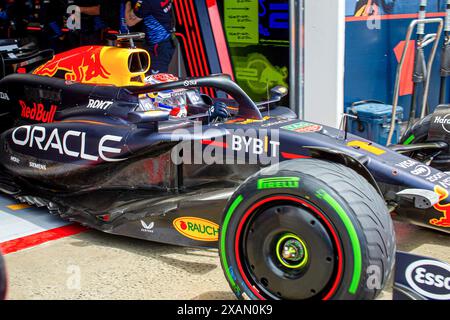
[430,186,450,227]
[33,46,111,83]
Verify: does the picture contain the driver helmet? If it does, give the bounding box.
[143,73,188,118]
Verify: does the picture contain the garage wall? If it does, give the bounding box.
[304,0,346,128]
[344,0,448,119]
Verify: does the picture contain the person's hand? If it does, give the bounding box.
[125,1,142,27]
[208,101,231,122]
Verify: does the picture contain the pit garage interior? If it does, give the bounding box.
[0,0,449,301]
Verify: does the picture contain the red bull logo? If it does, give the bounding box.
[33,46,111,83]
[19,100,57,123]
[430,186,450,227]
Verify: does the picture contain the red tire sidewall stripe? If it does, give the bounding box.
[233,195,344,300]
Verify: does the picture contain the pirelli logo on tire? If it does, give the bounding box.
[257,177,300,190]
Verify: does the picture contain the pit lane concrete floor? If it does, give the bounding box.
[2,212,450,299]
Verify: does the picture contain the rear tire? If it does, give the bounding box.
[400,113,432,146]
[219,159,395,300]
[400,114,450,171]
[0,252,6,300]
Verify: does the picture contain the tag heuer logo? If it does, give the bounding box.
[140,221,154,233]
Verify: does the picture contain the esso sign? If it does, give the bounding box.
[406,259,450,300]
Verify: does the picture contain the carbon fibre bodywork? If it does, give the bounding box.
[0,56,449,248]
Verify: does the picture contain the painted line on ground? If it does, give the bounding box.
[0,207,70,243]
[0,224,88,255]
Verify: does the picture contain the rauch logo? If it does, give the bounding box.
[173,217,219,242]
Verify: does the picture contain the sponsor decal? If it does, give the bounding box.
[140,221,154,233]
[134,0,142,11]
[405,259,450,299]
[173,217,219,242]
[411,165,431,177]
[33,46,110,83]
[433,114,450,133]
[430,186,450,227]
[183,80,197,87]
[396,160,432,177]
[10,156,20,164]
[29,161,46,171]
[86,99,113,110]
[347,140,386,155]
[160,0,172,13]
[148,73,178,83]
[235,116,271,125]
[282,122,323,133]
[19,100,57,123]
[0,92,9,101]
[11,125,126,162]
[426,172,450,189]
[231,135,280,157]
[261,119,292,128]
[257,177,300,189]
[396,159,417,169]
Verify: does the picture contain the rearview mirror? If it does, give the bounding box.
[256,86,289,107]
[270,86,288,101]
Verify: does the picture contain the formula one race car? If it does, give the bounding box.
[0,37,449,301]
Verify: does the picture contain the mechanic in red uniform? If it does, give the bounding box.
[124,0,175,74]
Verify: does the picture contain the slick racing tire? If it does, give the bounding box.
[219,159,395,300]
[0,252,6,300]
[400,114,450,170]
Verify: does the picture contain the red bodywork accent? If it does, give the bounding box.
[281,152,311,159]
[33,46,111,82]
[201,139,229,148]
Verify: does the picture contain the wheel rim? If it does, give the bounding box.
[234,196,344,300]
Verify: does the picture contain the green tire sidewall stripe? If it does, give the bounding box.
[220,195,244,292]
[317,189,362,295]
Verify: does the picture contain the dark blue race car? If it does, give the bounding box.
[0,35,448,300]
